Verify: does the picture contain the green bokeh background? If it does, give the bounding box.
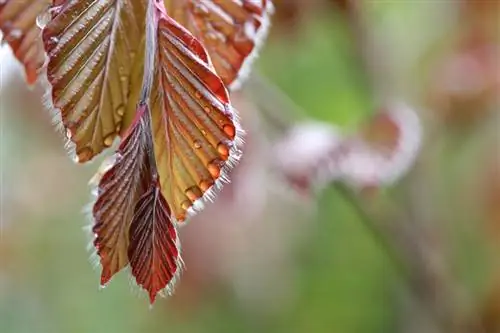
[1,1,495,332]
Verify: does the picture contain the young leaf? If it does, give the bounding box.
[42,0,147,162]
[0,0,50,84]
[128,179,181,304]
[91,105,151,286]
[147,0,243,222]
[164,0,274,89]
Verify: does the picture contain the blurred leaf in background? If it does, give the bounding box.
[1,0,499,333]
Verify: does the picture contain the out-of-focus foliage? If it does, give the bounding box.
[1,0,499,332]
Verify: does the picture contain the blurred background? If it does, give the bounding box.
[1,0,499,332]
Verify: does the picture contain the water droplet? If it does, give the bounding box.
[195,91,202,99]
[177,211,186,222]
[48,6,61,16]
[223,124,235,138]
[65,127,73,139]
[199,180,213,192]
[193,140,201,149]
[201,130,207,136]
[36,11,51,29]
[217,143,229,159]
[207,163,220,178]
[185,187,201,202]
[49,36,59,44]
[116,105,125,116]
[104,134,114,147]
[203,106,211,113]
[75,147,93,163]
[114,152,123,163]
[181,200,191,210]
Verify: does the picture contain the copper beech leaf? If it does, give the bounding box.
[165,0,273,89]
[128,173,181,304]
[88,0,245,302]
[147,0,243,222]
[0,0,50,84]
[91,105,151,286]
[91,104,182,302]
[42,0,147,163]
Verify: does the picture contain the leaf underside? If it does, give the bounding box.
[92,106,151,286]
[128,179,181,304]
[0,0,51,84]
[149,1,242,222]
[164,0,273,88]
[42,0,147,162]
[93,105,181,302]
[41,0,257,303]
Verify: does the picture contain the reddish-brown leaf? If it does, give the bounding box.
[42,0,147,162]
[164,0,273,89]
[148,0,243,222]
[91,105,151,286]
[0,0,50,84]
[128,179,181,304]
[92,101,183,302]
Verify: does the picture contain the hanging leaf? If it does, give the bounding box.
[128,177,181,304]
[0,0,50,84]
[91,105,151,286]
[92,103,183,302]
[147,0,243,222]
[42,0,147,162]
[164,0,274,89]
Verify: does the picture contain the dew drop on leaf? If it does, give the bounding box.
[180,200,191,210]
[223,124,235,138]
[75,147,93,163]
[116,106,125,116]
[207,163,220,178]
[104,134,114,147]
[185,187,201,201]
[217,143,229,158]
[199,179,213,192]
[36,11,51,29]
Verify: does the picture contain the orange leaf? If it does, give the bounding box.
[0,0,50,84]
[147,0,243,222]
[164,0,273,89]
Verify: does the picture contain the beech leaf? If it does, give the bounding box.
[91,104,152,286]
[0,0,50,84]
[42,0,147,162]
[164,0,273,89]
[128,178,181,304]
[147,0,243,222]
